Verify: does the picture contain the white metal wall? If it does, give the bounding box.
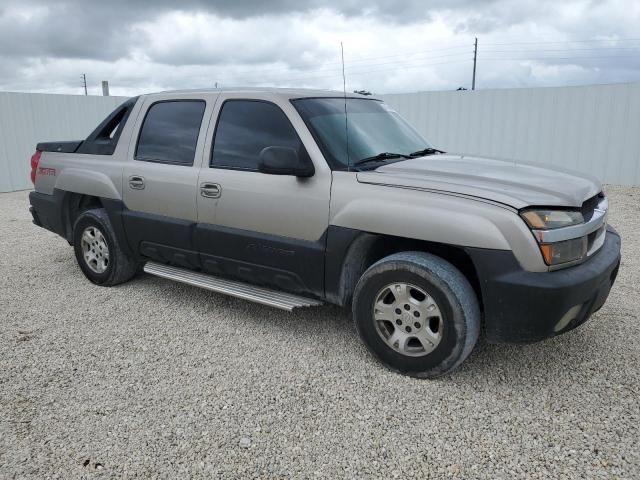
[382,82,640,185]
[0,92,127,193]
[1,85,639,192]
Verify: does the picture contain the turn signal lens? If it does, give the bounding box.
[539,244,553,264]
[539,237,587,266]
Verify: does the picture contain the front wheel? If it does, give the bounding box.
[352,251,480,378]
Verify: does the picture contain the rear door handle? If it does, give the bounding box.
[200,182,221,198]
[129,175,145,190]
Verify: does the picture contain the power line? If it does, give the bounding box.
[344,44,471,64]
[214,51,473,85]
[316,51,472,73]
[347,58,471,76]
[232,51,637,89]
[235,39,640,77]
[482,46,640,54]
[267,59,469,84]
[236,58,471,86]
[183,38,640,88]
[181,36,640,90]
[254,44,637,84]
[482,54,640,61]
[482,37,640,46]
[211,49,473,84]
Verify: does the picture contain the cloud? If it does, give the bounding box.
[0,0,638,95]
[136,11,333,67]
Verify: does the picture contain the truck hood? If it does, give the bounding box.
[356,154,601,209]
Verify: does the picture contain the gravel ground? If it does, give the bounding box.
[1,186,639,479]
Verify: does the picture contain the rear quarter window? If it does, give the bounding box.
[76,96,138,155]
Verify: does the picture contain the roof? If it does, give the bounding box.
[149,87,380,100]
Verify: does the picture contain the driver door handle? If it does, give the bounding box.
[200,182,221,198]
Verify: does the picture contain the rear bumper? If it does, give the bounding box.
[466,226,621,343]
[29,190,66,238]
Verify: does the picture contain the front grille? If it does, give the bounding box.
[587,225,606,255]
[584,192,607,258]
[581,191,605,222]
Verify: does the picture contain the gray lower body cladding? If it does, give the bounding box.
[29,190,333,299]
[466,226,621,343]
[29,191,67,238]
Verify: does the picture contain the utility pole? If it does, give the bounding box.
[472,38,478,91]
[81,73,87,95]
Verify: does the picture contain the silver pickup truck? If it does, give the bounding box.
[28,88,621,378]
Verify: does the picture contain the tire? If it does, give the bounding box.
[352,251,480,378]
[72,208,138,286]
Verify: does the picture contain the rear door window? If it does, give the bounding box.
[135,100,206,166]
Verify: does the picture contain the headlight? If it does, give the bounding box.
[520,209,586,266]
[520,209,583,229]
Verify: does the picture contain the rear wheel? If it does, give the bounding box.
[73,208,137,286]
[352,251,480,378]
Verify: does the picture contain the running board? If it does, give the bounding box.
[143,262,323,311]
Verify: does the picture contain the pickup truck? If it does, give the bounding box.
[28,88,621,378]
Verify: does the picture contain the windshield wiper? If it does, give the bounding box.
[354,152,411,167]
[408,147,446,157]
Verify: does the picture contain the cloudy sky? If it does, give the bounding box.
[0,0,639,96]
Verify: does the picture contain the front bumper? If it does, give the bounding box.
[466,226,621,343]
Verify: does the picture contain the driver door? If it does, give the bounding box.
[195,96,332,296]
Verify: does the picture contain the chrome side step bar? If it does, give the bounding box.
[143,262,323,311]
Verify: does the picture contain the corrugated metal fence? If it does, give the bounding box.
[1,84,640,192]
[381,82,640,185]
[0,92,127,192]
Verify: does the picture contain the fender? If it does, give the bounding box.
[324,229,378,305]
[55,192,134,259]
[329,172,547,272]
[324,227,486,307]
[332,195,512,250]
[55,168,121,200]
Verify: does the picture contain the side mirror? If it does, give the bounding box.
[258,146,315,177]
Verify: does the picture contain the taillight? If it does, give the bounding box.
[30,150,42,184]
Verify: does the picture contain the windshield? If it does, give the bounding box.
[292,97,431,169]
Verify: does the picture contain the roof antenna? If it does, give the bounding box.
[341,41,350,172]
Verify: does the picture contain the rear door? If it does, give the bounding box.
[195,95,332,296]
[122,94,215,268]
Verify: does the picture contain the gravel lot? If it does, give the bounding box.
[1,186,639,479]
